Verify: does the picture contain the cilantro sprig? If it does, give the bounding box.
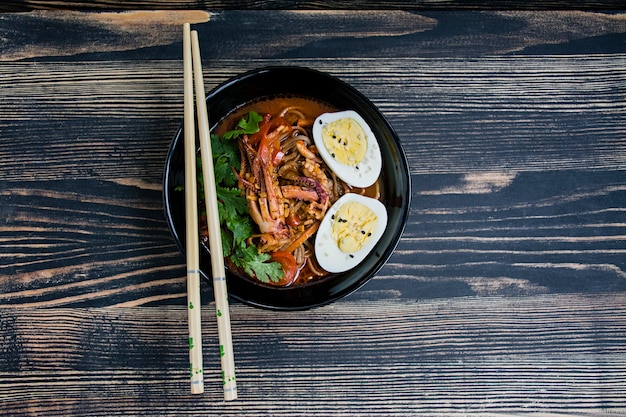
[195,112,283,283]
[222,111,263,140]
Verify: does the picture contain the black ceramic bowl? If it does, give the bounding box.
[163,66,410,310]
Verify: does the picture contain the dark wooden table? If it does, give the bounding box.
[1,5,625,416]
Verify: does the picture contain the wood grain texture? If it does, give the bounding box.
[1,295,625,415]
[1,55,625,307]
[0,0,625,12]
[0,9,625,416]
[2,10,625,62]
[0,11,624,303]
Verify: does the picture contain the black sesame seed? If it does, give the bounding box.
[367,232,372,237]
[331,153,336,158]
[331,215,335,219]
[361,230,366,234]
[349,254,354,258]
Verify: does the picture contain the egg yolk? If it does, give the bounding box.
[321,118,367,167]
[331,201,378,253]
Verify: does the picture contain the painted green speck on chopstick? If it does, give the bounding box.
[222,371,236,385]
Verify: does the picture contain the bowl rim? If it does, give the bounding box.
[163,65,411,310]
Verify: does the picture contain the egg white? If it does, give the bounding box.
[314,193,388,273]
[312,110,382,188]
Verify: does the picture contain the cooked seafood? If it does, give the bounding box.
[209,96,380,286]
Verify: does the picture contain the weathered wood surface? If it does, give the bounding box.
[2,10,626,62]
[0,9,625,416]
[0,0,625,12]
[2,296,625,415]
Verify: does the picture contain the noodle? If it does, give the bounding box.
[215,96,378,286]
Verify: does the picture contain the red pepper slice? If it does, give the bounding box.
[270,250,299,286]
[247,114,272,145]
[286,212,301,228]
[254,116,292,167]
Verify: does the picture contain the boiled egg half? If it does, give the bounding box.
[312,110,382,188]
[315,193,388,273]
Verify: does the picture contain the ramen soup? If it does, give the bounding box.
[202,95,382,287]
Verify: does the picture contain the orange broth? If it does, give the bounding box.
[214,95,381,286]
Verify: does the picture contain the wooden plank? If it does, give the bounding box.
[0,8,624,416]
[1,0,625,12]
[1,296,625,415]
[1,54,624,307]
[1,169,625,306]
[1,56,624,177]
[1,11,625,62]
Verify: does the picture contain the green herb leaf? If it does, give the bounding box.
[222,111,263,140]
[227,217,253,249]
[216,187,248,223]
[193,111,284,284]
[211,134,240,186]
[233,245,284,283]
[220,228,234,257]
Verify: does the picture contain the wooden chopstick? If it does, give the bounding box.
[183,22,204,395]
[189,26,238,401]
